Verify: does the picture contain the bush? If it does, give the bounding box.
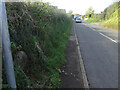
[99,5,119,30]
[3,2,72,88]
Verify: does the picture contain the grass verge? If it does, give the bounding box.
[99,10,119,30]
[85,18,100,23]
[99,5,119,31]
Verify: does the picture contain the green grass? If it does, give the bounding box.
[43,20,72,88]
[99,8,119,30]
[99,17,118,30]
[2,2,72,88]
[85,18,100,23]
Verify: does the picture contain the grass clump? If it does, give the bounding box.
[2,1,72,88]
[85,18,100,23]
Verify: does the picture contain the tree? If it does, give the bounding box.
[85,7,94,18]
[68,10,73,14]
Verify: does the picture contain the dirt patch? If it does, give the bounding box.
[60,24,84,88]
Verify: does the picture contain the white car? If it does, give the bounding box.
[75,18,82,23]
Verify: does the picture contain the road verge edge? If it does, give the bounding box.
[73,22,89,89]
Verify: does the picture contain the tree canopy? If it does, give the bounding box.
[85,7,94,15]
[85,7,94,18]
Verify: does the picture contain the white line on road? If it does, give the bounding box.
[89,27,96,31]
[82,23,96,31]
[82,23,118,44]
[99,33,117,43]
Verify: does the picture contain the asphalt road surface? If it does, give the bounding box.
[74,21,118,88]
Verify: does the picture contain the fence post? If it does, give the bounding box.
[0,1,17,88]
[0,1,2,89]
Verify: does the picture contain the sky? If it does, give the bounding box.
[42,0,116,15]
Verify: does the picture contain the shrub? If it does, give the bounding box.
[2,2,72,88]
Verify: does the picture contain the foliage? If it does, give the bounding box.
[99,7,119,30]
[3,1,72,88]
[85,1,119,30]
[91,13,105,20]
[104,2,119,20]
[99,1,119,30]
[85,18,100,23]
[85,6,94,18]
[2,63,33,88]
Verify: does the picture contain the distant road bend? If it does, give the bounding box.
[74,21,118,88]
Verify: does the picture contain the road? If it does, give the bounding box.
[74,21,118,88]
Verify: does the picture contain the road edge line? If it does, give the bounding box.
[83,23,118,44]
[73,22,89,89]
[99,33,117,43]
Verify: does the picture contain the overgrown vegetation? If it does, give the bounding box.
[85,18,100,23]
[99,1,120,30]
[85,1,119,30]
[2,1,72,88]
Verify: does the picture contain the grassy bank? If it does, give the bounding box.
[99,8,119,30]
[85,1,119,30]
[2,2,72,88]
[85,18,100,23]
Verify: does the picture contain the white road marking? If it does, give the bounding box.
[89,27,96,31]
[82,23,96,31]
[99,33,117,43]
[82,23,118,43]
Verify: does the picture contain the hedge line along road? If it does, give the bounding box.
[74,21,118,88]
